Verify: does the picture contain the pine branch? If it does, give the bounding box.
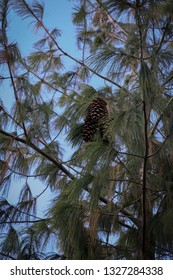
[94,0,128,37]
[148,136,169,158]
[0,105,22,128]
[82,0,87,64]
[118,150,144,159]
[7,167,53,178]
[108,178,142,186]
[0,128,75,179]
[34,185,49,200]
[0,219,45,224]
[23,62,65,95]
[14,205,44,221]
[38,138,81,175]
[0,75,12,79]
[164,73,173,86]
[2,29,28,138]
[20,0,122,89]
[117,156,139,184]
[0,252,16,260]
[100,240,135,253]
[156,18,171,53]
[0,128,141,228]
[149,120,166,140]
[114,204,141,228]
[149,96,173,138]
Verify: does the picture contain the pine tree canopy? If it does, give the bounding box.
[1,0,173,260]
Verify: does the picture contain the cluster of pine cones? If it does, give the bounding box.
[83,97,110,143]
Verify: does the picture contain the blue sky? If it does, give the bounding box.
[1,0,77,104]
[0,0,78,214]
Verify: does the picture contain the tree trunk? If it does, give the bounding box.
[140,188,154,260]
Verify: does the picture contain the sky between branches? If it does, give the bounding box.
[0,0,77,213]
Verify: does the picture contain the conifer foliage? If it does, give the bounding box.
[1,0,173,260]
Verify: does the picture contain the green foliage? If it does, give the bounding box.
[49,192,90,259]
[11,0,44,21]
[0,226,20,256]
[0,0,173,260]
[72,4,87,24]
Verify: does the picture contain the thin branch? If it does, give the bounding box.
[38,138,81,175]
[21,0,123,89]
[0,106,23,128]
[108,178,142,186]
[114,203,141,228]
[8,167,51,178]
[0,128,75,179]
[148,136,169,158]
[0,219,45,225]
[0,75,12,80]
[117,150,144,159]
[100,240,135,252]
[2,28,28,138]
[156,18,171,54]
[13,206,44,221]
[0,252,16,260]
[149,119,166,140]
[34,185,49,200]
[94,0,128,37]
[149,96,173,138]
[22,61,66,95]
[164,73,173,86]
[117,156,139,184]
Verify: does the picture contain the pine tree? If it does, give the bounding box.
[0,0,173,260]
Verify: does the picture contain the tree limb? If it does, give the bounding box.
[0,128,75,179]
[20,0,123,89]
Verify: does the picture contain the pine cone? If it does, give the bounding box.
[83,115,98,142]
[87,98,107,121]
[83,98,108,142]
